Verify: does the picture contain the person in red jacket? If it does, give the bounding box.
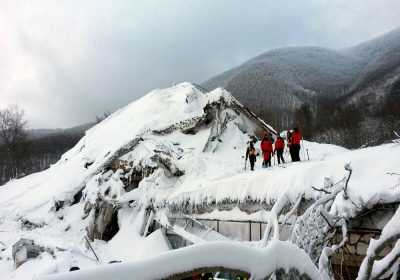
[274,135,285,164]
[260,134,273,168]
[291,127,302,162]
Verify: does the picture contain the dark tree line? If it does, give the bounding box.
[254,99,364,148]
[0,105,86,186]
[0,131,84,186]
[380,78,400,140]
[255,80,400,149]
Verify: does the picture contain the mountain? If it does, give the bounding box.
[343,28,400,103]
[204,47,363,108]
[28,123,94,140]
[202,28,400,146]
[0,83,399,279]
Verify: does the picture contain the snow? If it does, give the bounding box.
[37,240,319,280]
[105,209,170,262]
[9,253,56,280]
[153,211,207,244]
[0,83,214,218]
[0,82,399,279]
[192,207,270,222]
[165,142,399,217]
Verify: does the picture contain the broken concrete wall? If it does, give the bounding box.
[12,239,44,268]
[86,199,119,241]
[331,203,399,279]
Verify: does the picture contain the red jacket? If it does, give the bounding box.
[260,140,273,160]
[275,137,285,150]
[291,131,302,145]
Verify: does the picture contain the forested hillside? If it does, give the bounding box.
[0,124,92,186]
[203,28,400,147]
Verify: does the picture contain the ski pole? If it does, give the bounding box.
[284,147,289,162]
[84,236,101,264]
[302,140,309,161]
[300,140,306,161]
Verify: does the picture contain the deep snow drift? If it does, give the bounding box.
[0,82,399,280]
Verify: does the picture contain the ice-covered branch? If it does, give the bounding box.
[370,240,400,279]
[386,172,400,176]
[357,204,400,280]
[313,176,348,208]
[343,163,352,200]
[318,219,348,279]
[282,193,304,225]
[260,194,289,247]
[393,131,400,143]
[291,165,353,266]
[311,186,331,194]
[37,241,320,280]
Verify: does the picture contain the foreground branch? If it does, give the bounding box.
[38,241,319,280]
[357,204,400,280]
[318,219,348,279]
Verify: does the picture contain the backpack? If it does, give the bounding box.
[249,147,257,156]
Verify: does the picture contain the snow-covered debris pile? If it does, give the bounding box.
[0,82,277,278]
[0,82,399,279]
[0,83,270,216]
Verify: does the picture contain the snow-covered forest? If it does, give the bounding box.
[0,83,399,280]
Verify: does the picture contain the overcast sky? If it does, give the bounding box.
[1,0,399,128]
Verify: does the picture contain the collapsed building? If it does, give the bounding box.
[0,83,399,280]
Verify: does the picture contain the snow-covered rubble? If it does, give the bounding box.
[0,82,399,279]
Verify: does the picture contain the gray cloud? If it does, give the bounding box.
[1,0,399,128]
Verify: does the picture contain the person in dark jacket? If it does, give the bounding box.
[260,134,273,168]
[287,130,294,162]
[291,127,302,162]
[274,135,285,164]
[245,141,257,171]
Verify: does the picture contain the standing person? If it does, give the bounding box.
[260,134,273,168]
[274,135,285,164]
[291,127,302,162]
[245,141,257,171]
[287,130,294,162]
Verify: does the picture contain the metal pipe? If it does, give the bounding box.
[249,221,252,241]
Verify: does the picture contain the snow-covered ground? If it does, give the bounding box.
[0,82,399,279]
[165,142,399,217]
